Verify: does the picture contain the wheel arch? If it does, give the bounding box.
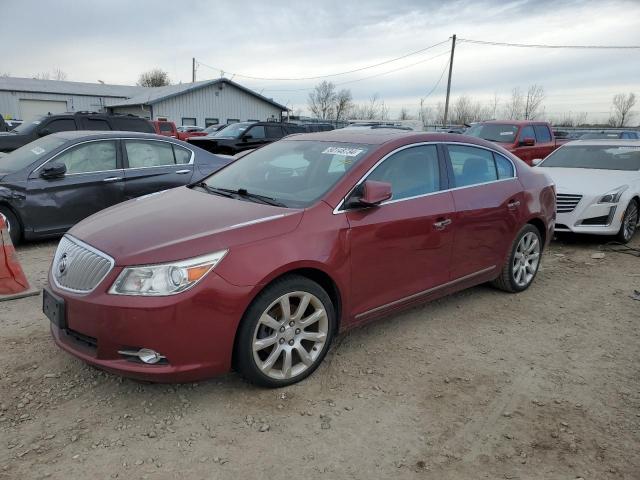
[0,201,23,240]
[526,216,547,249]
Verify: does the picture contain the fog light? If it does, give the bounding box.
[118,348,166,364]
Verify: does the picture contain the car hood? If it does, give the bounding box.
[69,186,303,266]
[535,167,634,194]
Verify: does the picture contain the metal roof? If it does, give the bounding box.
[0,76,145,98]
[108,78,288,111]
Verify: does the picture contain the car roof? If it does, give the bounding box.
[50,131,183,142]
[562,139,640,147]
[476,120,549,126]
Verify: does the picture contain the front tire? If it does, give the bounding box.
[0,206,21,245]
[235,275,336,388]
[616,199,638,244]
[492,224,542,293]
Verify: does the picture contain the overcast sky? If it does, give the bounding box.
[2,0,639,122]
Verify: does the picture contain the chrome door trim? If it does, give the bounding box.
[354,265,496,320]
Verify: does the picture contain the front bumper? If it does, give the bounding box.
[48,268,254,383]
[555,192,623,235]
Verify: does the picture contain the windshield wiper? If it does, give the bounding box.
[192,182,235,198]
[216,187,287,207]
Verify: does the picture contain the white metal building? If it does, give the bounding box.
[0,77,287,126]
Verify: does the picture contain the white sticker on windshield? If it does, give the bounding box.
[30,146,46,155]
[322,147,364,157]
[499,131,513,136]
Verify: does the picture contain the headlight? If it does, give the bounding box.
[599,185,628,204]
[109,250,227,296]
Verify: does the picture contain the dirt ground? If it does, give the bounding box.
[1,235,638,480]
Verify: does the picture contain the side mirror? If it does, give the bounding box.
[38,128,52,137]
[40,162,67,179]
[348,180,392,208]
[241,134,253,142]
[531,158,543,166]
[520,137,535,147]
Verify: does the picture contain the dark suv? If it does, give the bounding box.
[0,112,154,152]
[187,121,305,155]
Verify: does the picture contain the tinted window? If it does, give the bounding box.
[266,126,284,138]
[367,145,440,201]
[125,141,175,168]
[173,145,192,164]
[44,119,76,133]
[112,117,154,133]
[520,126,535,142]
[493,153,515,179]
[533,125,551,142]
[85,118,111,131]
[159,122,173,133]
[56,141,117,174]
[246,126,265,139]
[448,145,498,187]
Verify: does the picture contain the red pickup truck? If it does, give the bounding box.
[466,120,567,165]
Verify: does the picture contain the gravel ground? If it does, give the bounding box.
[1,236,639,480]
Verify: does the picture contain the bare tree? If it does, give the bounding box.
[397,107,414,121]
[523,84,545,120]
[33,72,51,80]
[608,92,636,127]
[308,81,336,120]
[137,69,171,87]
[503,88,524,120]
[489,92,500,119]
[334,89,353,122]
[52,68,68,81]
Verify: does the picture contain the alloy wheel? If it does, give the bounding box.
[622,202,638,242]
[512,231,540,288]
[252,291,329,380]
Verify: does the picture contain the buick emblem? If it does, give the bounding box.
[58,254,68,276]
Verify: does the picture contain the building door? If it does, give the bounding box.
[19,99,67,121]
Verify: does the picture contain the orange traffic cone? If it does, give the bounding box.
[0,213,39,301]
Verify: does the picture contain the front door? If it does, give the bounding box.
[346,144,455,319]
[25,139,124,235]
[445,144,522,279]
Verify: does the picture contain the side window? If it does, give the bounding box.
[246,125,266,139]
[43,119,76,133]
[159,122,174,133]
[493,152,515,179]
[227,119,239,124]
[266,126,284,138]
[173,145,192,165]
[205,118,219,127]
[520,126,535,142]
[533,125,552,142]
[447,145,498,187]
[367,145,440,201]
[112,118,153,133]
[125,141,175,168]
[56,141,117,174]
[181,117,196,126]
[85,118,111,131]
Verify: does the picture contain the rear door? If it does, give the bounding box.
[445,144,522,280]
[239,125,269,151]
[37,117,78,137]
[122,139,195,199]
[25,139,124,234]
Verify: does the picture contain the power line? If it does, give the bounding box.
[457,38,640,49]
[422,55,450,100]
[195,39,450,81]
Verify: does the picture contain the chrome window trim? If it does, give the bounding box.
[355,265,496,319]
[333,141,518,214]
[51,234,115,295]
[32,137,195,177]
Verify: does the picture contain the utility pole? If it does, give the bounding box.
[443,34,456,128]
[192,57,196,83]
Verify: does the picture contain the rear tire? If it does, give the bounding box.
[0,206,21,245]
[235,275,336,388]
[616,199,638,244]
[492,224,542,293]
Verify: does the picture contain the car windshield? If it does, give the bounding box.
[540,145,640,171]
[214,122,253,138]
[9,117,44,134]
[202,140,370,208]
[466,124,518,143]
[0,135,68,172]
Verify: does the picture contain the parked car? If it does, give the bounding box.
[0,114,7,132]
[202,124,226,134]
[188,121,305,155]
[580,130,639,140]
[535,139,640,243]
[302,123,335,133]
[0,112,154,153]
[176,125,207,141]
[466,120,567,165]
[150,120,178,139]
[44,130,555,386]
[0,131,231,244]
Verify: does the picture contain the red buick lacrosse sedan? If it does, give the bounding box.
[45,130,555,387]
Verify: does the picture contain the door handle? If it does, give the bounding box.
[433,218,452,230]
[175,169,191,174]
[103,176,122,182]
[508,200,521,209]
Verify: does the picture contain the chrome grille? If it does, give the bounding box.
[52,236,114,293]
[556,193,583,213]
